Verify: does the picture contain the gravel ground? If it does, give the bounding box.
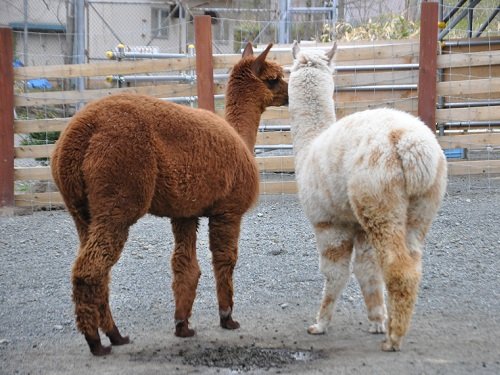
[0,176,499,374]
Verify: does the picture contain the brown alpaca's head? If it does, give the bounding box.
[227,43,288,112]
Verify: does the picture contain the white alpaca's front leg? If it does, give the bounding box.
[308,224,354,335]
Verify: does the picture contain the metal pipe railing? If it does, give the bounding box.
[441,39,500,48]
[161,94,225,104]
[106,73,230,85]
[438,100,500,109]
[337,84,417,92]
[440,121,500,128]
[335,63,419,72]
[254,145,293,150]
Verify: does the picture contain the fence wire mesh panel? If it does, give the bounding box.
[437,0,500,192]
[3,0,500,210]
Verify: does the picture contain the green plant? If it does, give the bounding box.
[333,14,420,41]
[20,131,60,165]
[233,24,261,53]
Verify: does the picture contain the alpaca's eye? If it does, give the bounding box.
[265,78,280,88]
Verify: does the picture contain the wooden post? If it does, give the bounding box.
[0,27,15,208]
[418,1,439,132]
[194,15,215,112]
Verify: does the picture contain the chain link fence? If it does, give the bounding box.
[3,0,499,68]
[4,0,500,200]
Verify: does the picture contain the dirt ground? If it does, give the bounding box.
[1,176,499,374]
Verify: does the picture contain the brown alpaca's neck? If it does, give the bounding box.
[224,102,262,151]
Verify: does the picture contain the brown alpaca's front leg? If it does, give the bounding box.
[209,214,242,330]
[171,217,201,337]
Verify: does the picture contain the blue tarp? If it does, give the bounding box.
[26,79,52,89]
[13,59,52,89]
[444,148,465,159]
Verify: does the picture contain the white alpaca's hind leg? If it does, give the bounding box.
[308,223,354,335]
[353,231,387,334]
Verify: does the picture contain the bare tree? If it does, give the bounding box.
[338,0,345,21]
[405,0,420,21]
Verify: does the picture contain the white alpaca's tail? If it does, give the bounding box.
[395,130,445,197]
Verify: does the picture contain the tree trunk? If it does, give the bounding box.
[338,0,345,22]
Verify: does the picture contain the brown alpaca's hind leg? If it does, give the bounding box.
[98,277,130,346]
[353,231,387,334]
[72,222,131,356]
[208,214,242,330]
[171,217,201,337]
[70,204,91,245]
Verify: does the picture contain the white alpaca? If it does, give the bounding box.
[288,42,447,351]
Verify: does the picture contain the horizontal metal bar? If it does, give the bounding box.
[108,52,189,60]
[337,84,417,92]
[161,94,225,104]
[259,125,291,131]
[163,96,197,104]
[335,64,419,72]
[109,74,194,83]
[440,121,500,127]
[439,100,500,109]
[254,145,293,150]
[259,121,500,133]
[195,7,275,13]
[441,39,500,48]
[106,73,229,84]
[288,7,334,14]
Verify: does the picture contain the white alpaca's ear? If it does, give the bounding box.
[242,42,254,58]
[325,42,337,65]
[292,40,300,60]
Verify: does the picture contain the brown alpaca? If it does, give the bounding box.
[51,43,288,356]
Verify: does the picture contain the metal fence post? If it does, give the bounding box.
[194,15,215,112]
[0,27,15,209]
[418,1,439,132]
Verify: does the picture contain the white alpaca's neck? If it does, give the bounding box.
[289,69,336,160]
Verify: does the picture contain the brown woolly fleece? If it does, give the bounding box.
[51,43,288,356]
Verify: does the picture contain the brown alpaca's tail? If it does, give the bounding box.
[51,114,96,233]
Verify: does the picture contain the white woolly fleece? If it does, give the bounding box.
[288,47,447,226]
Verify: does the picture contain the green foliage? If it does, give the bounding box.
[20,131,59,165]
[20,131,59,146]
[233,24,261,53]
[16,106,61,166]
[441,0,500,39]
[330,15,420,42]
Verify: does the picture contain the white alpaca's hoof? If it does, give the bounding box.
[307,324,326,335]
[381,336,401,352]
[368,321,386,334]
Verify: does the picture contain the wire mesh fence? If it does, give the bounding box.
[4,0,500,209]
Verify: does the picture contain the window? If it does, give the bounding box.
[151,8,170,38]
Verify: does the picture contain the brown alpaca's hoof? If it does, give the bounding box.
[106,325,130,346]
[85,334,112,356]
[175,320,195,337]
[220,316,240,330]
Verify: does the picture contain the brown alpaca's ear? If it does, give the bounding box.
[326,42,337,65]
[251,43,273,75]
[242,42,254,58]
